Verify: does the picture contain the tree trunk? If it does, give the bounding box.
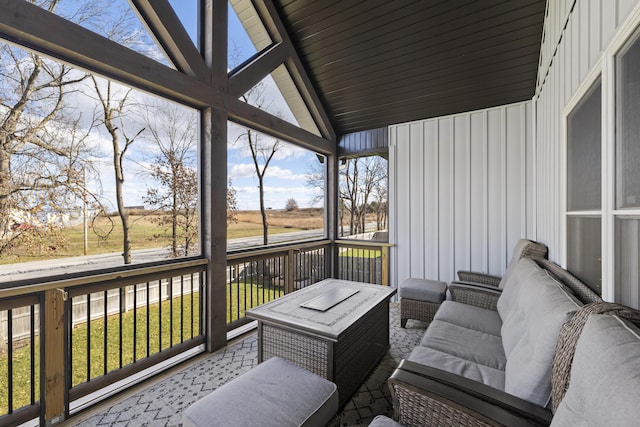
[258,175,268,245]
[172,190,178,257]
[113,147,132,264]
[0,148,10,236]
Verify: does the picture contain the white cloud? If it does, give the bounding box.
[229,164,256,179]
[230,163,309,181]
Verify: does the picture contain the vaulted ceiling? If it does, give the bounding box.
[272,0,547,136]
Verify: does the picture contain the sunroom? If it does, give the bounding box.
[0,0,639,425]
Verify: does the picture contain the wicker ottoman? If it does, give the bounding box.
[399,278,447,327]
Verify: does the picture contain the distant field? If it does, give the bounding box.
[0,208,324,264]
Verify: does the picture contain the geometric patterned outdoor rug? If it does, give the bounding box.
[68,303,428,427]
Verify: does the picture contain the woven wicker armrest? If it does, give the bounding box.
[448,281,502,310]
[456,270,502,287]
[389,360,552,427]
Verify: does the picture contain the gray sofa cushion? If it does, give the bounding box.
[183,357,338,427]
[552,314,640,427]
[408,345,505,390]
[434,301,502,336]
[420,320,506,370]
[498,239,541,289]
[496,257,541,325]
[501,267,581,406]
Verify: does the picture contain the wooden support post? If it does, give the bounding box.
[286,249,295,294]
[381,246,390,286]
[326,153,339,278]
[202,0,229,353]
[43,289,66,424]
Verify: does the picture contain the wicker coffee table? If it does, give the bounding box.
[246,279,396,408]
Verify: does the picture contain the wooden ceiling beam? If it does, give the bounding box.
[228,42,289,97]
[228,98,333,155]
[0,0,334,153]
[130,0,210,82]
[0,0,218,109]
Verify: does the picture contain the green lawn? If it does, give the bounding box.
[0,215,304,265]
[0,281,281,415]
[227,280,281,322]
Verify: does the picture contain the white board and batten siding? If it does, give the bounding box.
[389,102,534,287]
[534,0,640,261]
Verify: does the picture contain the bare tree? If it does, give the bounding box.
[142,103,198,257]
[306,156,388,236]
[343,156,387,235]
[285,198,299,211]
[0,10,92,256]
[234,83,281,245]
[306,155,387,236]
[227,179,238,225]
[305,159,325,207]
[91,77,144,263]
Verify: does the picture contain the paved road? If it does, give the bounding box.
[0,225,376,283]
[0,232,314,282]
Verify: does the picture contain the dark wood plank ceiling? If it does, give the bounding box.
[273,0,547,136]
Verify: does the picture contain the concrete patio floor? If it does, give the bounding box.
[65,302,428,426]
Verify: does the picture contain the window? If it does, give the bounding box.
[338,155,388,240]
[0,41,200,276]
[614,29,640,308]
[566,81,602,294]
[227,122,325,248]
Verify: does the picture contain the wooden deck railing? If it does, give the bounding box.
[226,240,331,331]
[335,239,393,286]
[0,238,392,425]
[0,259,207,426]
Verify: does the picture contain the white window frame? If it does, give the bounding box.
[562,3,640,304]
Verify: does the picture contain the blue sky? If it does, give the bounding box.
[168,1,323,211]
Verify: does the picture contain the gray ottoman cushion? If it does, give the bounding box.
[183,357,338,427]
[368,415,404,426]
[399,278,446,302]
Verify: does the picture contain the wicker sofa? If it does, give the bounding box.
[388,257,613,426]
[386,301,640,426]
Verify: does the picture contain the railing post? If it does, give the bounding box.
[381,246,390,286]
[43,288,67,424]
[286,249,295,294]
